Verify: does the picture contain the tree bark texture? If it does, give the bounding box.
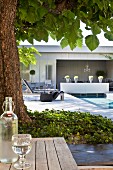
[0,0,30,121]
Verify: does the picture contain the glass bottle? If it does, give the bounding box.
[0,97,18,163]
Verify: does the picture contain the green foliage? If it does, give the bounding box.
[60,38,69,49]
[96,70,107,78]
[19,110,113,144]
[85,35,99,51]
[30,70,35,75]
[18,46,41,67]
[91,24,101,35]
[105,55,113,60]
[104,32,113,41]
[15,0,113,51]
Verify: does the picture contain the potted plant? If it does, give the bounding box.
[89,76,93,83]
[96,70,107,83]
[98,76,103,83]
[64,75,70,83]
[96,70,106,78]
[30,70,35,82]
[74,76,78,83]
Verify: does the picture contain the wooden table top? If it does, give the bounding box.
[0,137,78,170]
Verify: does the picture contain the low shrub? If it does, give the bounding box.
[19,109,113,144]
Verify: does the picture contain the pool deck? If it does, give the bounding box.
[24,93,113,121]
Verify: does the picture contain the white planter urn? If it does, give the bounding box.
[89,76,93,83]
[98,76,103,83]
[74,76,78,83]
[66,78,70,83]
[64,75,70,83]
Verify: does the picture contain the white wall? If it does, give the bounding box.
[29,53,56,88]
[20,45,113,89]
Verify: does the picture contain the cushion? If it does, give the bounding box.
[40,93,53,102]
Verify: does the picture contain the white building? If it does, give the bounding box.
[20,44,113,90]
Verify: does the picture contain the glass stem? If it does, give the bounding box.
[19,155,26,166]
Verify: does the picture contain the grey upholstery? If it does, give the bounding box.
[40,93,53,102]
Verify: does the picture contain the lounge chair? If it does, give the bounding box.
[22,79,64,101]
[52,91,64,100]
[40,93,53,102]
[22,79,34,93]
[40,91,64,102]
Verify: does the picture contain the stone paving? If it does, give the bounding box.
[68,144,113,166]
[24,93,113,120]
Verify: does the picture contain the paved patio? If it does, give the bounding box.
[24,93,113,121]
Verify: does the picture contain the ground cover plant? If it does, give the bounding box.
[19,109,113,144]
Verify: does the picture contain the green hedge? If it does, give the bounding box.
[19,109,113,144]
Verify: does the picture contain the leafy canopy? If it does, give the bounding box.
[18,46,41,66]
[16,0,113,51]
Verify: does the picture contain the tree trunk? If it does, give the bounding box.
[0,0,30,121]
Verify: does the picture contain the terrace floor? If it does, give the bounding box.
[24,93,113,121]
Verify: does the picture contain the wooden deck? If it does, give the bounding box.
[0,137,78,170]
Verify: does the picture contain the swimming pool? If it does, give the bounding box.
[72,94,113,109]
[81,97,113,109]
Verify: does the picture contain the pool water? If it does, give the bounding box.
[81,97,113,109]
[72,94,113,109]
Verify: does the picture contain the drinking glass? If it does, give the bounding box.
[12,134,32,169]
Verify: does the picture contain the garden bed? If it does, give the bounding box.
[19,109,113,144]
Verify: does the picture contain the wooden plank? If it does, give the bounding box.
[0,163,11,170]
[45,138,61,170]
[53,137,79,170]
[78,166,113,170]
[0,137,79,170]
[26,140,35,170]
[36,139,48,170]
